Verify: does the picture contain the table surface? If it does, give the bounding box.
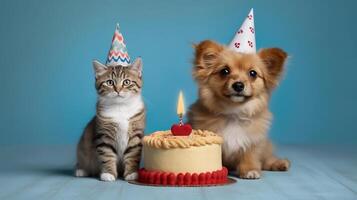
[0,145,356,200]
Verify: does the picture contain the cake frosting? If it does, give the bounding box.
[142,129,223,149]
[139,129,228,186]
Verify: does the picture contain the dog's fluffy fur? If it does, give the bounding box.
[188,40,290,179]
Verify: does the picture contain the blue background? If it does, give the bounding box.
[1,0,356,145]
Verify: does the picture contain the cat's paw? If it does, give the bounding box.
[100,173,116,182]
[124,172,138,181]
[75,169,88,177]
[239,170,261,179]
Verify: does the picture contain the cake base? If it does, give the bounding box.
[130,177,236,187]
[137,167,230,186]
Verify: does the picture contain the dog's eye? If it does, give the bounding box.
[249,70,257,78]
[220,67,230,76]
[106,80,114,86]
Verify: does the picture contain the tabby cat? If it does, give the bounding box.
[75,58,145,181]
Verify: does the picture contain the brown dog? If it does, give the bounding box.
[187,40,290,179]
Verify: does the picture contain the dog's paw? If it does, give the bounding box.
[239,170,261,179]
[124,172,138,181]
[75,169,88,177]
[100,173,116,182]
[271,159,290,171]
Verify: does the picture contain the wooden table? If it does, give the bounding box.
[0,145,356,200]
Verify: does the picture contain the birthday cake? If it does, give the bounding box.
[138,129,228,186]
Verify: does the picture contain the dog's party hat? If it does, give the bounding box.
[229,8,256,54]
[106,23,131,66]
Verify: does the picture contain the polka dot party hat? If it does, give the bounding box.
[106,23,131,66]
[229,8,256,54]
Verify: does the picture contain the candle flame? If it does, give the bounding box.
[177,90,185,116]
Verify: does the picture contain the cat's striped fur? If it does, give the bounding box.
[76,58,145,182]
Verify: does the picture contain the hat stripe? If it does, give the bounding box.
[112,33,123,42]
[106,57,130,64]
[108,51,129,58]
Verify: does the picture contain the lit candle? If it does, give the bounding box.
[171,90,192,136]
[177,90,185,125]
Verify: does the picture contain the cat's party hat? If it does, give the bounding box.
[229,8,256,54]
[106,23,131,66]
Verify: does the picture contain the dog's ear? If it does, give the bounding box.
[258,48,287,90]
[193,40,223,82]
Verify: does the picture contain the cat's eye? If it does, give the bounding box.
[123,79,131,86]
[249,70,257,78]
[220,66,230,76]
[106,80,114,86]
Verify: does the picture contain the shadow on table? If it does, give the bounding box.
[40,167,74,176]
[2,165,76,177]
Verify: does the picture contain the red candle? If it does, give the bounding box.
[171,90,192,136]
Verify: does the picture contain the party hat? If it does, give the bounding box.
[106,23,131,66]
[228,8,256,53]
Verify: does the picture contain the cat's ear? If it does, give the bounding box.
[92,60,107,78]
[131,57,143,77]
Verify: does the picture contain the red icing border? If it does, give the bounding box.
[138,167,228,186]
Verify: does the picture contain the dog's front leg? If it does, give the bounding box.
[237,147,262,179]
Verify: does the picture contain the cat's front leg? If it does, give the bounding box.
[96,142,118,182]
[123,135,142,181]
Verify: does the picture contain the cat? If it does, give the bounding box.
[75,58,145,182]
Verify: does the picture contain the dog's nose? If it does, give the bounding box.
[232,81,245,92]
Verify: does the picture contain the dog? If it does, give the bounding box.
[187,40,290,179]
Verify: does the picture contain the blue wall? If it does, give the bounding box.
[1,0,357,145]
